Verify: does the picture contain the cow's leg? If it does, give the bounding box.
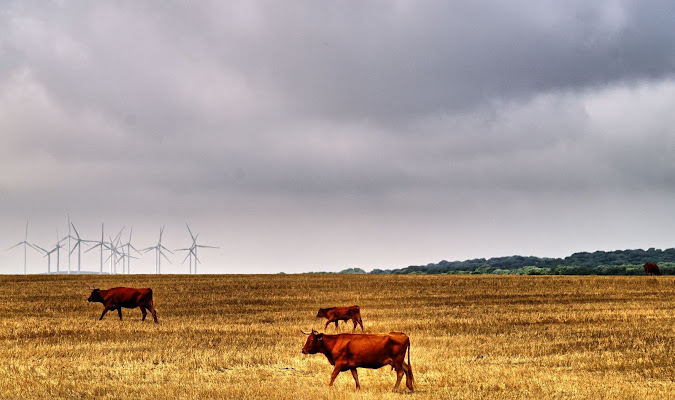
[358,317,364,332]
[99,306,110,320]
[403,362,414,391]
[140,306,148,321]
[148,303,158,324]
[334,320,339,330]
[117,307,123,321]
[393,365,405,391]
[329,366,341,386]
[324,320,331,330]
[350,368,360,389]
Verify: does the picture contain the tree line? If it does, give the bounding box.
[335,248,675,275]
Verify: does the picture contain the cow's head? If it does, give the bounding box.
[316,308,328,318]
[88,288,102,303]
[301,330,323,354]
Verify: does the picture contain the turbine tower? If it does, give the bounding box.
[84,223,109,274]
[142,226,172,274]
[53,230,66,274]
[119,227,141,274]
[7,220,38,275]
[67,213,72,274]
[69,222,86,274]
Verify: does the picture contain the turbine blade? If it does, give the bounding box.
[32,244,48,253]
[7,242,23,250]
[27,243,40,252]
[71,223,81,239]
[129,244,142,254]
[114,227,125,242]
[186,223,196,241]
[159,245,174,254]
[159,250,171,263]
[84,244,99,253]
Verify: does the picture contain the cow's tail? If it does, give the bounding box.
[406,339,415,390]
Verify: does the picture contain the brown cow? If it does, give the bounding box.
[317,305,364,332]
[644,262,662,276]
[88,287,158,323]
[301,329,414,391]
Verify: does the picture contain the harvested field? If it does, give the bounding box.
[0,274,674,399]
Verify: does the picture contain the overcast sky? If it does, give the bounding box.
[2,1,675,274]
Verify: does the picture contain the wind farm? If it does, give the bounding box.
[4,217,219,275]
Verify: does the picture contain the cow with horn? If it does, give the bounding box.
[301,329,414,391]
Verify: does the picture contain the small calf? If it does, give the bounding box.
[316,305,364,332]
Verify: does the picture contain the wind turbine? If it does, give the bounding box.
[32,244,58,274]
[54,230,66,274]
[119,227,141,274]
[35,230,66,274]
[105,227,125,274]
[175,244,195,274]
[69,222,86,274]
[67,213,72,274]
[185,224,219,274]
[84,223,109,274]
[7,220,38,275]
[142,226,173,274]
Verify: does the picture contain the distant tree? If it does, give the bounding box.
[596,265,625,275]
[491,269,511,275]
[553,265,594,275]
[375,248,675,275]
[514,266,551,275]
[473,265,494,274]
[338,268,366,274]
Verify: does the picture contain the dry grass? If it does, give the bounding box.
[1,274,674,399]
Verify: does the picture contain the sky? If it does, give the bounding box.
[2,1,675,274]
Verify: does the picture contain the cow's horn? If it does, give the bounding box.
[300,330,311,335]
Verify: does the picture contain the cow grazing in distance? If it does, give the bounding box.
[88,287,158,323]
[301,330,414,391]
[644,262,662,276]
[316,306,364,332]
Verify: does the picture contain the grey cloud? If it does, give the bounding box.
[2,1,675,273]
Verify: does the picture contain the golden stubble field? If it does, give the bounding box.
[0,274,674,399]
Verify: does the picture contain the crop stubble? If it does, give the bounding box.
[0,274,673,399]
